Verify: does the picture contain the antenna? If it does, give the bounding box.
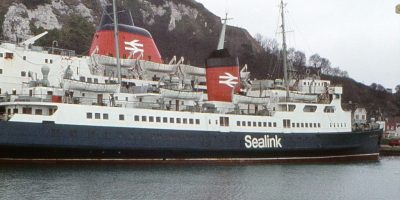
[112,0,122,86]
[280,0,289,100]
[217,13,233,50]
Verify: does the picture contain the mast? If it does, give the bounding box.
[217,13,232,50]
[112,0,122,85]
[280,0,289,100]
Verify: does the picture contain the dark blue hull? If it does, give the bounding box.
[0,121,382,163]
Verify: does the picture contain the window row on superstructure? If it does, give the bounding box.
[0,52,53,63]
[86,112,201,125]
[134,115,200,125]
[330,123,347,128]
[283,119,322,128]
[3,106,57,116]
[279,104,337,113]
[0,52,14,59]
[236,121,277,128]
[302,81,329,86]
[80,76,100,84]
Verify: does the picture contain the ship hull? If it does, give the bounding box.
[0,121,382,164]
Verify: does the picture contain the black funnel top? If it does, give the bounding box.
[100,5,134,27]
[208,49,232,59]
[206,49,239,68]
[98,5,152,38]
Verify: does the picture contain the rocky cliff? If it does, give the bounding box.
[0,0,262,66]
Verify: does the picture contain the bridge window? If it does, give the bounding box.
[86,112,92,119]
[5,53,13,59]
[304,105,317,112]
[49,108,56,115]
[196,119,200,125]
[237,121,241,126]
[156,117,161,123]
[183,118,187,124]
[283,119,291,128]
[134,115,139,121]
[219,117,229,127]
[103,113,109,120]
[242,121,246,126]
[189,119,194,124]
[149,116,154,122]
[22,107,32,114]
[142,116,147,122]
[95,113,100,119]
[170,118,174,123]
[177,118,181,124]
[324,106,335,113]
[279,104,296,112]
[35,109,42,115]
[119,114,124,121]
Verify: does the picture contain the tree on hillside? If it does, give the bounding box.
[309,54,331,70]
[395,85,400,115]
[309,54,322,67]
[59,14,95,55]
[395,85,400,94]
[32,14,95,55]
[308,54,349,78]
[254,33,279,54]
[254,33,267,50]
[370,83,386,92]
[287,48,306,70]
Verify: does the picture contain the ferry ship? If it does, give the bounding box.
[0,1,382,164]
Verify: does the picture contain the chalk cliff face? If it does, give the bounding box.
[0,0,262,66]
[1,0,97,41]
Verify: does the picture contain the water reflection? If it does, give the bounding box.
[0,158,398,200]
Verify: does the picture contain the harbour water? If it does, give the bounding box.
[0,157,399,200]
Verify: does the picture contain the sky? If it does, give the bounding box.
[196,0,400,90]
